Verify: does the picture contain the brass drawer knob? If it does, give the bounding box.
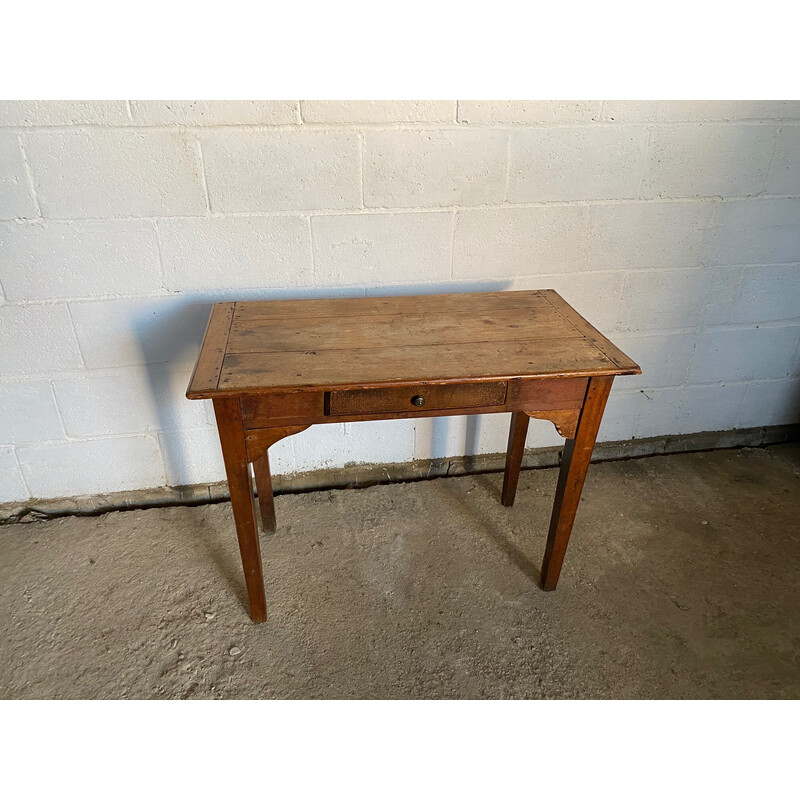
[410,395,426,407]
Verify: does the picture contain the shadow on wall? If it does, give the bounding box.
[134,279,513,486]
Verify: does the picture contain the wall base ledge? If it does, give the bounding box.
[2,424,798,524]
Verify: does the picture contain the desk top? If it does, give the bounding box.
[187,290,640,398]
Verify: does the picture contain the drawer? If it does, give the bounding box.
[327,381,507,416]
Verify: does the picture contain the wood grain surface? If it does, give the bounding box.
[187,290,640,398]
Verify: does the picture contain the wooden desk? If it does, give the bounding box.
[187,290,640,623]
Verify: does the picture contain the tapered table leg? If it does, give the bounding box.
[253,453,277,533]
[213,397,267,623]
[540,376,613,591]
[502,411,530,506]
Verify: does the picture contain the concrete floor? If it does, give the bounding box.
[1,445,798,699]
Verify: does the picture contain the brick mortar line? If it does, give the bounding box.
[4,193,798,224]
[12,431,177,449]
[194,135,212,214]
[502,130,512,203]
[48,379,69,440]
[63,303,86,368]
[790,329,800,371]
[731,375,749,425]
[713,265,746,341]
[8,441,32,499]
[696,259,742,366]
[150,221,168,293]
[448,211,456,280]
[2,120,798,132]
[215,304,236,391]
[307,216,317,287]
[638,126,653,196]
[16,133,43,218]
[356,132,365,208]
[760,125,781,194]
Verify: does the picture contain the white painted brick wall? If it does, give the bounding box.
[635,384,747,438]
[53,366,210,437]
[0,101,130,127]
[458,101,602,125]
[23,129,207,218]
[68,295,211,368]
[602,100,800,123]
[311,212,452,285]
[1,99,798,504]
[0,133,37,219]
[617,269,717,330]
[0,382,63,443]
[689,327,799,383]
[766,126,800,194]
[641,125,776,199]
[17,436,165,498]
[731,264,800,322]
[0,220,162,300]
[0,305,83,373]
[289,421,414,473]
[363,130,507,207]
[611,333,696,390]
[130,100,299,126]
[584,200,717,269]
[201,130,361,212]
[157,217,312,291]
[301,101,455,124]
[0,446,27,501]
[738,379,800,427]
[453,206,588,277]
[507,126,648,202]
[711,198,800,264]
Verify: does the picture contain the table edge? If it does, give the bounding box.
[186,302,235,396]
[186,366,640,400]
[186,292,642,399]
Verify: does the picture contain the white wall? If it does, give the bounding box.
[1,100,799,503]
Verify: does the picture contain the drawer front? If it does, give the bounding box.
[328,381,507,416]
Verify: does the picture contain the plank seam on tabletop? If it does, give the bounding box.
[217,303,236,391]
[541,291,633,372]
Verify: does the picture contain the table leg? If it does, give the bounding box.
[252,453,277,533]
[501,411,530,506]
[213,397,267,623]
[540,376,613,591]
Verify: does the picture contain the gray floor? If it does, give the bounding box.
[1,445,798,699]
